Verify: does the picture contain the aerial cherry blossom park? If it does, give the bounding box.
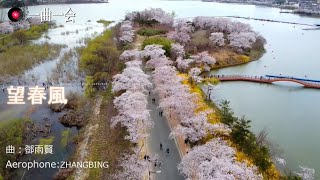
[108,8,307,180]
[1,4,316,179]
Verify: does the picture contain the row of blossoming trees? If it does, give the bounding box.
[108,8,267,179]
[109,8,305,180]
[111,47,158,179]
[145,43,263,179]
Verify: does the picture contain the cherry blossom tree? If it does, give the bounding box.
[120,49,141,62]
[119,20,135,44]
[191,51,216,66]
[230,21,253,33]
[152,66,184,92]
[173,19,194,33]
[228,32,257,50]
[113,149,159,180]
[296,166,315,180]
[141,8,174,26]
[176,57,194,72]
[193,16,213,30]
[171,111,230,142]
[10,21,30,31]
[125,60,143,68]
[209,32,225,47]
[112,63,152,93]
[146,56,173,69]
[125,11,139,21]
[188,67,202,83]
[151,65,197,119]
[193,16,253,34]
[125,8,174,26]
[209,18,233,33]
[111,54,153,143]
[141,44,166,60]
[158,85,198,120]
[28,17,42,25]
[0,22,14,34]
[167,19,194,45]
[191,51,216,71]
[188,67,201,77]
[111,91,153,143]
[167,30,191,45]
[178,138,263,180]
[171,43,185,59]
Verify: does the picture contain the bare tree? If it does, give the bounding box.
[256,127,268,147]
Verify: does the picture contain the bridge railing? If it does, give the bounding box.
[210,75,269,80]
[211,75,320,86]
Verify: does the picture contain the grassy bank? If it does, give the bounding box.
[0,23,49,50]
[0,119,30,179]
[212,45,265,69]
[80,27,131,179]
[0,23,62,77]
[184,80,301,179]
[0,43,62,76]
[174,71,298,178]
[87,88,133,179]
[55,25,132,179]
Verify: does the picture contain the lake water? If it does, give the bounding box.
[2,0,320,178]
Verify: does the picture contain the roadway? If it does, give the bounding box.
[146,88,184,180]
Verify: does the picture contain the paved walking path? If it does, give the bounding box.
[146,90,184,180]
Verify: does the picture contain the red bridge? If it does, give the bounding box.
[212,75,320,89]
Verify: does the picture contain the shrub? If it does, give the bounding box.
[79,30,121,76]
[97,19,114,27]
[0,119,26,178]
[137,28,167,36]
[25,23,49,39]
[235,55,250,63]
[84,76,95,97]
[137,19,160,27]
[142,37,173,56]
[12,30,27,44]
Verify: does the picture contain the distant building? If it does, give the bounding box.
[299,0,320,11]
[287,0,299,4]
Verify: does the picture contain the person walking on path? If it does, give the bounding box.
[154,159,158,168]
[152,98,155,104]
[160,143,163,150]
[166,148,170,154]
[154,159,161,168]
